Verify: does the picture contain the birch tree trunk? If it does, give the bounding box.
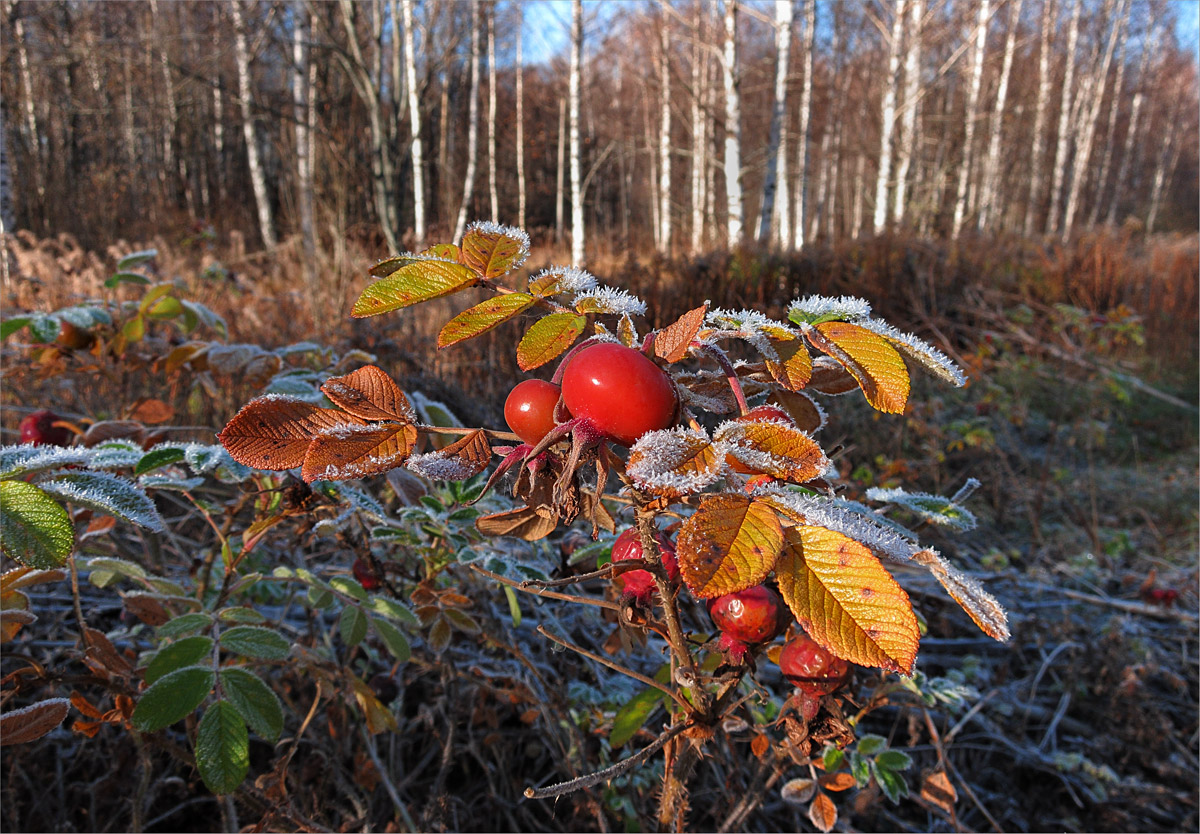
[515,6,526,229]
[892,0,923,226]
[1146,80,1185,232]
[487,4,499,223]
[1106,18,1155,226]
[792,0,815,249]
[232,0,277,248]
[150,0,178,203]
[1047,0,1082,235]
[951,0,989,239]
[556,95,565,246]
[1024,0,1055,235]
[690,0,708,254]
[570,0,585,264]
[402,0,426,245]
[1062,0,1126,241]
[873,0,906,234]
[453,0,482,244]
[14,14,45,211]
[722,0,744,246]
[978,0,1022,230]
[658,0,672,254]
[1088,0,1132,228]
[756,0,793,245]
[293,1,317,288]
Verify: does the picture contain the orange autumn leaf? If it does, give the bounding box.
[805,322,910,414]
[219,398,365,470]
[676,495,783,598]
[0,698,70,746]
[653,304,707,363]
[764,337,813,391]
[627,428,723,498]
[438,292,536,349]
[301,422,419,482]
[321,365,415,422]
[808,793,837,833]
[714,420,829,483]
[775,525,920,675]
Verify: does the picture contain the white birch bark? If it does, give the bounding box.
[892,0,923,226]
[293,1,317,288]
[873,0,906,234]
[556,95,565,246]
[232,0,277,248]
[978,0,1023,230]
[570,0,585,265]
[792,0,815,249]
[402,0,426,245]
[722,0,744,246]
[150,0,178,198]
[1146,80,1185,232]
[14,15,44,203]
[515,7,526,229]
[1024,0,1055,235]
[1062,0,1126,241]
[487,5,498,223]
[851,144,865,239]
[1047,0,1081,235]
[453,0,482,244]
[658,0,672,254]
[951,0,990,239]
[757,0,793,245]
[1089,0,1132,228]
[1106,18,1155,226]
[690,0,708,254]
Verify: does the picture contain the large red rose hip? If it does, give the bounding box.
[561,343,677,446]
[707,585,785,645]
[778,634,850,696]
[611,528,678,603]
[19,410,72,447]
[503,379,562,446]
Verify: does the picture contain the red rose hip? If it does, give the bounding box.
[707,585,785,644]
[561,343,676,446]
[778,634,850,696]
[19,410,72,447]
[504,379,562,446]
[611,528,678,603]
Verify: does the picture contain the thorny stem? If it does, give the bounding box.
[519,558,646,588]
[702,344,750,416]
[418,424,521,442]
[534,626,691,712]
[523,721,689,800]
[67,553,93,652]
[469,564,622,612]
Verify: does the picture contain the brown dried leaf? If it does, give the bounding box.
[2,567,66,592]
[767,390,826,434]
[820,772,857,792]
[123,594,170,627]
[219,398,365,470]
[653,304,707,363]
[808,793,838,833]
[0,698,70,746]
[920,769,958,813]
[82,420,146,447]
[321,365,414,422]
[807,356,859,395]
[349,676,398,734]
[751,732,770,759]
[301,422,419,482]
[84,627,134,678]
[126,398,174,425]
[781,777,816,805]
[676,495,783,598]
[475,505,559,541]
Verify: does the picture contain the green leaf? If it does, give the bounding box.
[0,481,74,568]
[351,260,478,318]
[117,249,158,271]
[135,448,186,476]
[437,292,535,349]
[856,734,887,756]
[874,763,909,803]
[122,315,145,342]
[131,665,214,732]
[83,556,147,579]
[364,596,418,626]
[157,613,213,638]
[503,585,521,627]
[29,314,62,343]
[339,606,368,647]
[38,471,166,532]
[368,255,421,278]
[609,665,671,748]
[516,312,587,371]
[329,576,369,601]
[219,626,290,660]
[195,701,249,794]
[220,667,283,742]
[849,751,872,787]
[146,636,214,685]
[146,296,184,319]
[875,749,913,771]
[217,607,266,624]
[371,617,411,663]
[105,271,152,288]
[822,745,845,772]
[1,316,31,339]
[306,586,334,609]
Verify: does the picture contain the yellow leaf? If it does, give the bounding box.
[349,676,397,734]
[764,337,813,390]
[321,365,415,422]
[805,322,910,413]
[912,550,1009,641]
[516,312,586,370]
[627,428,723,498]
[775,525,919,675]
[714,420,828,483]
[437,293,535,349]
[676,495,783,598]
[808,793,837,834]
[766,390,826,434]
[459,225,530,278]
[301,422,419,482]
[352,260,477,318]
[367,255,420,278]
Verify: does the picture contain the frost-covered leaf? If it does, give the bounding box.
[652,305,708,363]
[263,374,324,401]
[220,667,283,742]
[807,793,838,833]
[195,701,248,794]
[219,626,290,660]
[857,318,966,387]
[803,322,910,414]
[516,312,587,370]
[573,286,646,316]
[0,698,70,746]
[135,447,186,475]
[157,613,213,638]
[206,343,267,375]
[365,596,418,626]
[39,471,165,532]
[767,390,827,434]
[775,525,920,675]
[301,421,419,482]
[527,266,597,296]
[865,486,978,532]
[715,419,828,483]
[459,221,531,278]
[131,665,214,732]
[321,365,415,422]
[405,430,492,481]
[787,295,872,325]
[0,444,95,479]
[137,474,205,492]
[0,481,73,568]
[331,483,392,523]
[30,314,62,343]
[117,248,158,270]
[179,300,227,338]
[912,550,1009,641]
[758,488,921,563]
[764,337,813,390]
[627,428,724,498]
[371,617,411,662]
[87,441,144,470]
[676,494,783,598]
[219,396,366,471]
[352,260,478,317]
[439,292,536,348]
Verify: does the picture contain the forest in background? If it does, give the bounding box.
[2,0,1198,267]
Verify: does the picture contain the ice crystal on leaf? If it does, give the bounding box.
[788,295,873,325]
[0,445,96,479]
[627,427,726,496]
[573,286,647,316]
[529,266,597,294]
[866,486,978,532]
[464,221,532,269]
[37,470,166,532]
[406,451,486,482]
[756,486,921,562]
[704,308,796,360]
[855,318,967,387]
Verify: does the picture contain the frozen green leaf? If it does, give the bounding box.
[195,701,249,794]
[0,481,74,568]
[131,666,214,732]
[220,667,283,742]
[145,636,213,685]
[219,626,290,660]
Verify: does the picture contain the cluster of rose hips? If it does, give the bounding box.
[501,341,850,700]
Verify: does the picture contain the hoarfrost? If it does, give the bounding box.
[756,486,921,562]
[627,428,725,495]
[406,451,482,481]
[0,444,96,478]
[464,220,532,269]
[529,266,597,294]
[788,295,873,323]
[573,286,647,316]
[38,471,166,532]
[855,318,967,387]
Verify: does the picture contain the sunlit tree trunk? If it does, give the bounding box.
[1146,80,1185,232]
[658,0,672,254]
[690,0,708,254]
[757,0,793,246]
[487,4,498,223]
[892,0,923,226]
[293,1,317,288]
[402,0,426,245]
[570,0,585,264]
[722,0,744,246]
[952,0,989,239]
[515,6,526,229]
[978,0,1022,230]
[873,0,905,234]
[232,0,277,248]
[1089,0,1132,228]
[1024,0,1055,235]
[792,0,815,249]
[556,95,565,246]
[1106,18,1155,226]
[1047,0,1081,235]
[13,14,45,212]
[453,0,481,243]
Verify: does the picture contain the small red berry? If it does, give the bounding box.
[352,558,381,591]
[778,634,850,696]
[611,528,678,603]
[561,343,677,446]
[707,585,785,645]
[19,410,72,446]
[503,379,563,446]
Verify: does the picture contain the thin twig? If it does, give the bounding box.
[469,564,623,612]
[519,560,642,588]
[523,721,688,800]
[534,625,691,712]
[360,726,418,832]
